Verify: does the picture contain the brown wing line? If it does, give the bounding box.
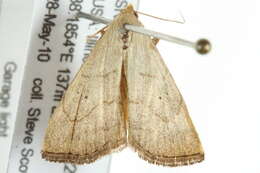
[62,97,123,122]
[42,138,126,164]
[129,141,204,167]
[62,96,99,122]
[61,69,121,122]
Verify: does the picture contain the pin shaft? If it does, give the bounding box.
[77,12,110,25]
[76,11,211,54]
[124,24,195,48]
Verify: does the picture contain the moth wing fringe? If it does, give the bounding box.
[129,142,204,167]
[41,141,127,164]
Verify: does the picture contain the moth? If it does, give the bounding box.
[42,5,204,167]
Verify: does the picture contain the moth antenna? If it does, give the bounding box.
[87,25,108,38]
[136,10,185,24]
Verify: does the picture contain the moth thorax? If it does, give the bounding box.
[119,27,129,50]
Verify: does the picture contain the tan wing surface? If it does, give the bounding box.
[42,18,127,164]
[125,17,204,166]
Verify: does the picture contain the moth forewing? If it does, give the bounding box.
[42,10,128,164]
[42,4,204,167]
[125,23,204,166]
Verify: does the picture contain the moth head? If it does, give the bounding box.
[115,4,141,33]
[121,4,134,13]
[121,4,138,17]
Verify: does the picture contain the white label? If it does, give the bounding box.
[0,0,35,173]
[6,0,139,173]
[0,0,3,16]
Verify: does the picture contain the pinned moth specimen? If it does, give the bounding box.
[42,5,204,167]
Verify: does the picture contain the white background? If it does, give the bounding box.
[110,0,260,173]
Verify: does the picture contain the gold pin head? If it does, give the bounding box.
[195,39,211,55]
